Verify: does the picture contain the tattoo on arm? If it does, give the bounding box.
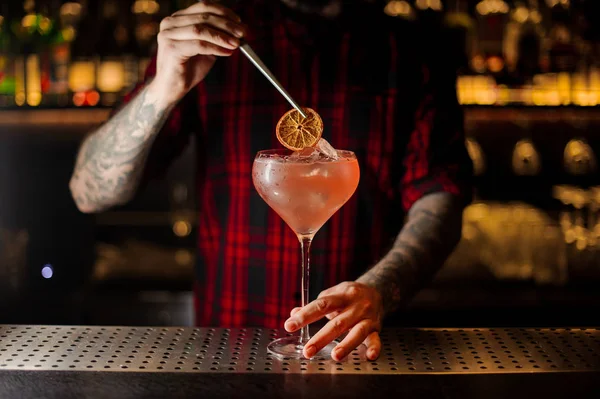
[357,192,464,315]
[69,84,172,212]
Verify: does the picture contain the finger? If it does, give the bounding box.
[331,320,375,362]
[172,1,241,22]
[293,307,337,321]
[302,312,356,359]
[166,40,234,58]
[284,295,348,333]
[317,284,342,299]
[159,14,246,38]
[317,285,340,320]
[363,331,381,361]
[160,25,240,49]
[326,311,340,320]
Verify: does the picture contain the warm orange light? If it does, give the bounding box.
[173,220,192,237]
[15,93,26,106]
[465,138,486,175]
[557,72,571,105]
[62,26,75,42]
[175,249,193,266]
[132,0,160,15]
[72,92,85,106]
[471,55,486,73]
[97,61,125,93]
[68,61,95,92]
[38,17,52,34]
[14,57,25,106]
[21,14,36,28]
[26,55,41,106]
[496,84,510,105]
[384,0,413,18]
[512,6,529,23]
[529,10,542,23]
[487,56,504,73]
[456,76,470,104]
[86,90,100,106]
[476,0,509,15]
[512,140,541,175]
[60,2,82,17]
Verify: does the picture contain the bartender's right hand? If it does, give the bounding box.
[152,1,246,104]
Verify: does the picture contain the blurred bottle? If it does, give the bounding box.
[120,3,142,96]
[42,0,75,107]
[0,2,16,107]
[580,0,600,73]
[474,0,511,83]
[444,0,476,75]
[132,0,163,81]
[503,1,544,84]
[546,0,578,73]
[96,0,127,106]
[35,0,54,107]
[10,0,46,107]
[68,0,99,107]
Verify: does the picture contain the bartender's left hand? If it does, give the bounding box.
[284,281,384,361]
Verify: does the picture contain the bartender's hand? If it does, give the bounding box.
[152,1,246,104]
[285,282,384,361]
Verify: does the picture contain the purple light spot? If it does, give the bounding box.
[41,265,53,279]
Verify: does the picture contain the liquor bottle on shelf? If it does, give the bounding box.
[503,1,544,84]
[42,0,73,107]
[68,0,99,107]
[96,0,127,107]
[546,0,578,73]
[132,0,163,82]
[120,4,142,97]
[570,1,598,106]
[10,0,45,107]
[447,0,487,106]
[474,0,511,84]
[0,2,16,108]
[36,0,52,107]
[444,0,476,75]
[29,0,74,108]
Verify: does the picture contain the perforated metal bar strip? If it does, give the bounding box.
[1,326,599,374]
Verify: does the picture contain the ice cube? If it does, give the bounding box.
[289,146,321,162]
[300,147,321,158]
[288,139,339,162]
[315,138,339,160]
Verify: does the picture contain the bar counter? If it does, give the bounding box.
[1,325,599,398]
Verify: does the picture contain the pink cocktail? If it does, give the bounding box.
[252,148,360,359]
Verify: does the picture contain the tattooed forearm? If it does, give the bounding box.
[69,82,174,213]
[357,192,464,314]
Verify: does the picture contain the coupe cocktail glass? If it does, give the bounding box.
[252,148,360,359]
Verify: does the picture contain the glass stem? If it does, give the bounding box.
[299,236,313,345]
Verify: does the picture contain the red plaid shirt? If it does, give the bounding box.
[120,3,472,328]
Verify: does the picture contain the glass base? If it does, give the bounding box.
[267,336,338,360]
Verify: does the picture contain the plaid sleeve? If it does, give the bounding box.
[112,55,195,181]
[400,62,473,212]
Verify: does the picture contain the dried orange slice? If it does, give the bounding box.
[276,108,323,151]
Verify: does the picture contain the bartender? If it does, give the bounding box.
[69,0,472,362]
